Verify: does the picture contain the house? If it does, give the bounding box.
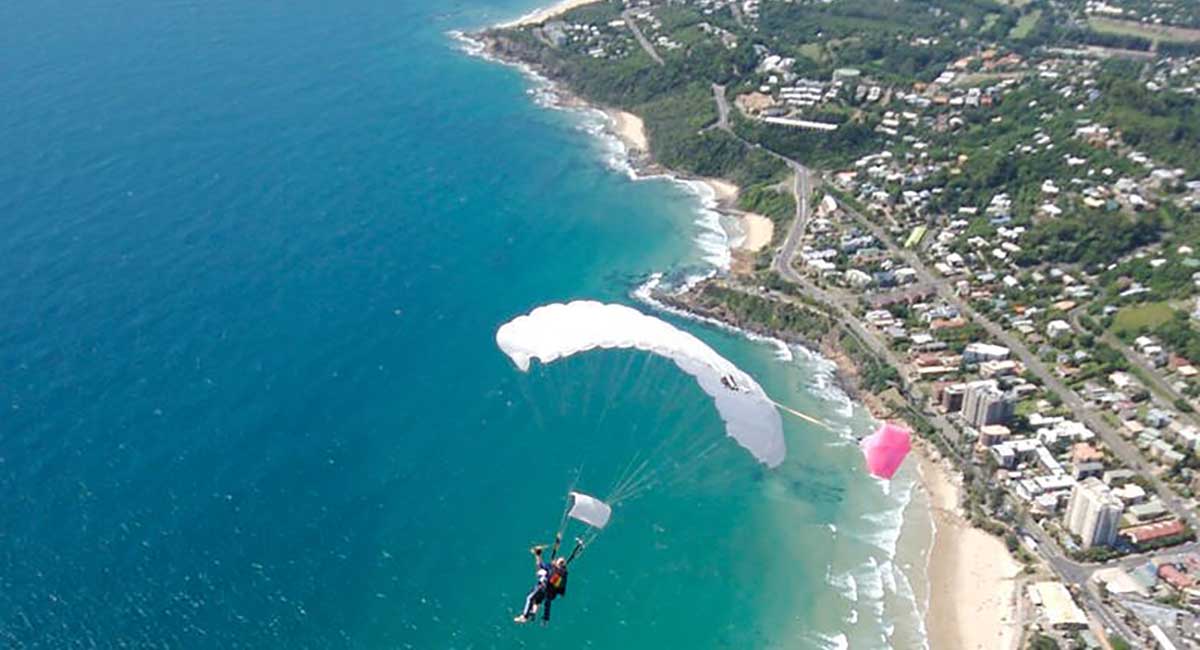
[1072,443,1104,464]
[963,342,1010,363]
[1122,518,1186,547]
[1113,483,1147,505]
[1128,501,1168,523]
[1073,461,1105,480]
[980,360,1018,378]
[1103,469,1137,486]
[1047,320,1072,339]
[1028,582,1088,630]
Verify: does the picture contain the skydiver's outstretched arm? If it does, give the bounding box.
[565,537,585,565]
[549,533,562,560]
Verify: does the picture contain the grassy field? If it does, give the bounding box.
[1089,16,1200,44]
[1010,9,1041,39]
[1112,301,1176,333]
[798,42,826,63]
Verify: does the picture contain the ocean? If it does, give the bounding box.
[0,0,927,647]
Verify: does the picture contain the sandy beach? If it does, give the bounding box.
[605,108,649,153]
[916,443,1023,650]
[496,0,603,28]
[737,214,774,252]
[702,177,738,203]
[691,178,772,254]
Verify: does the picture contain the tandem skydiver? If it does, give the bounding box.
[514,533,584,625]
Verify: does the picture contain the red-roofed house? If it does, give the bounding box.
[1072,443,1104,464]
[1159,564,1197,590]
[1122,519,1187,547]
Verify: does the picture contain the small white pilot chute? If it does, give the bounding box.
[566,491,611,529]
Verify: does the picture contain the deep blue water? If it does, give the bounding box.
[0,1,923,648]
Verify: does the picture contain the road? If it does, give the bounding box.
[1072,305,1200,426]
[832,197,1200,530]
[1108,331,1189,407]
[712,83,731,131]
[758,162,969,451]
[622,10,664,66]
[1024,520,1142,644]
[728,0,746,28]
[1069,306,1200,437]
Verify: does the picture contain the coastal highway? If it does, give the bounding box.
[762,164,968,452]
[831,196,1200,531]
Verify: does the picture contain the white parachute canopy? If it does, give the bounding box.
[496,301,786,468]
[567,491,612,529]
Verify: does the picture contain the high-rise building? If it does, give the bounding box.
[1064,477,1124,548]
[939,382,966,412]
[960,380,1015,428]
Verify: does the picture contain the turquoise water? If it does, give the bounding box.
[0,0,925,647]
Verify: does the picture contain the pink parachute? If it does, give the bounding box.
[861,422,912,479]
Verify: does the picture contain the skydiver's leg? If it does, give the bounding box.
[515,586,543,623]
[542,595,552,623]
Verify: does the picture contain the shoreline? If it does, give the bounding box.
[494,0,604,29]
[461,27,768,264]
[460,17,1021,649]
[915,440,1024,650]
[599,108,771,256]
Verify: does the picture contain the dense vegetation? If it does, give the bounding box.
[487,17,787,186]
[1146,311,1200,363]
[1097,60,1200,176]
[684,282,832,343]
[757,0,1015,81]
[1017,210,1163,269]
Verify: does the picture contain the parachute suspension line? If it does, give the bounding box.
[627,439,722,502]
[607,453,656,504]
[767,397,835,431]
[606,416,688,504]
[606,449,646,507]
[555,466,585,541]
[590,352,641,434]
[630,399,721,491]
[609,472,660,505]
[514,374,547,433]
[658,440,727,494]
[608,389,724,506]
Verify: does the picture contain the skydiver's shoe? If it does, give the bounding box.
[513,615,528,624]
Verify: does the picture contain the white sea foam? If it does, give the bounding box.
[856,557,886,601]
[859,509,904,557]
[583,123,734,270]
[453,29,737,275]
[792,345,854,418]
[828,570,859,603]
[810,632,849,650]
[892,561,931,649]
